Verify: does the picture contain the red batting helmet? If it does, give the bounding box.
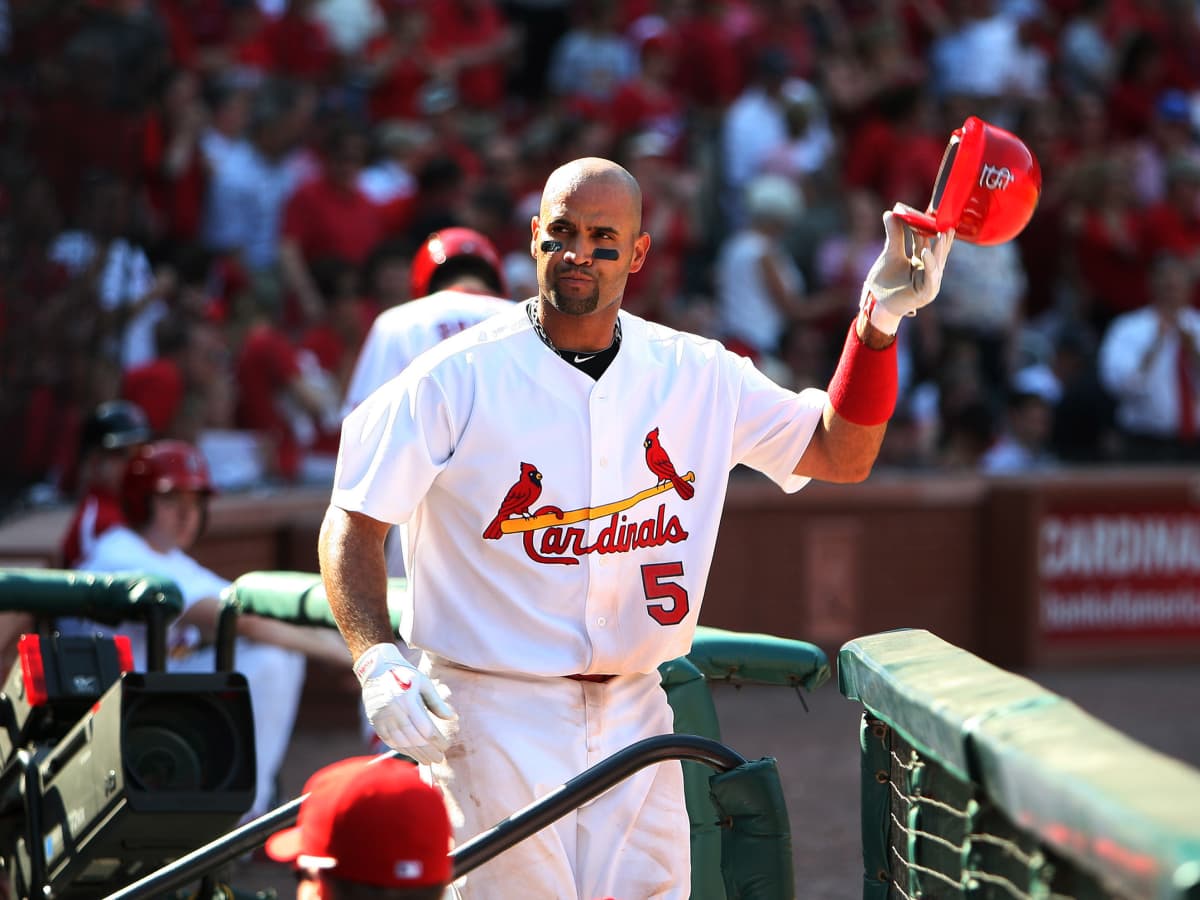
[409,227,506,298]
[121,440,213,527]
[894,116,1041,245]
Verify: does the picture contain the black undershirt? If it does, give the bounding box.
[526,300,621,379]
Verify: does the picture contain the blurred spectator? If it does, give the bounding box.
[360,1,436,124]
[811,187,885,336]
[312,0,381,58]
[1107,31,1170,141]
[979,369,1058,473]
[929,0,1027,103]
[1048,331,1119,464]
[1056,0,1116,99]
[122,312,232,444]
[1138,157,1200,299]
[260,0,339,85]
[1129,89,1200,207]
[618,131,701,326]
[607,32,686,159]
[59,399,152,569]
[497,0,571,107]
[672,0,749,116]
[300,256,373,402]
[426,0,516,115]
[715,173,810,363]
[141,67,210,250]
[235,290,341,482]
[721,47,811,227]
[546,0,638,110]
[759,85,837,196]
[933,238,1029,398]
[361,237,415,309]
[279,119,385,325]
[201,77,308,279]
[1063,151,1147,333]
[840,81,945,214]
[1098,252,1200,462]
[48,171,174,372]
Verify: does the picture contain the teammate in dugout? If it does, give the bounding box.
[319,156,954,898]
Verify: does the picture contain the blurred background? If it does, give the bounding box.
[5,0,1200,514]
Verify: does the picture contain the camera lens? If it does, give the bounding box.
[124,724,204,791]
[122,693,247,792]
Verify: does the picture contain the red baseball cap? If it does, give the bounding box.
[265,756,452,888]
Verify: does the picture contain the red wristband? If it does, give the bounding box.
[826,319,898,426]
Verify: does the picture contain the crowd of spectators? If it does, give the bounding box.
[3,0,1200,520]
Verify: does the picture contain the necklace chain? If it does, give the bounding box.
[526,299,622,355]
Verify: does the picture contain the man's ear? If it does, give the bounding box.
[529,216,540,259]
[628,232,652,274]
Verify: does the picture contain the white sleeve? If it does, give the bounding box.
[1098,317,1153,398]
[331,369,456,525]
[729,353,825,493]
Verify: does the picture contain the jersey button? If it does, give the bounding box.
[597,616,607,627]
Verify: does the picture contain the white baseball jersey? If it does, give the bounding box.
[332,301,825,676]
[342,289,512,415]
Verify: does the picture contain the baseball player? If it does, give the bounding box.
[342,227,512,417]
[60,399,153,569]
[319,157,953,898]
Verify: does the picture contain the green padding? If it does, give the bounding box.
[710,757,795,900]
[858,714,890,900]
[0,568,183,623]
[222,570,407,631]
[973,699,1200,900]
[839,629,1200,900]
[690,626,830,691]
[660,655,725,900]
[838,628,1059,781]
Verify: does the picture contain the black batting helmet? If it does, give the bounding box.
[80,400,152,457]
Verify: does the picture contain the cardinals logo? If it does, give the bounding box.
[483,462,543,539]
[644,427,694,500]
[482,429,696,565]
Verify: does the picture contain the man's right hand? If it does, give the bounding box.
[354,643,457,764]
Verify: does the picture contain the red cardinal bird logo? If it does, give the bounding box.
[644,428,694,500]
[483,462,543,539]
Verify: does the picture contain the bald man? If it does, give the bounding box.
[320,157,954,897]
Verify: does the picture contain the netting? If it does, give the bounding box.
[863,713,1131,900]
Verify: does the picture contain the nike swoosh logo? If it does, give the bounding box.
[574,354,596,363]
[391,671,413,691]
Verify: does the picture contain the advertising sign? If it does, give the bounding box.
[1038,509,1200,642]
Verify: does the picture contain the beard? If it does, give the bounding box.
[546,271,601,316]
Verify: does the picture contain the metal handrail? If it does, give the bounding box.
[104,734,747,900]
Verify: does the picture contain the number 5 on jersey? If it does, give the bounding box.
[641,561,689,625]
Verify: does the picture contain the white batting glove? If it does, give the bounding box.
[861,203,956,335]
[354,643,457,765]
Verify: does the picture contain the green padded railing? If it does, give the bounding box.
[839,628,1200,900]
[0,568,185,671]
[217,571,827,900]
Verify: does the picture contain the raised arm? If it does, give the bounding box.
[797,206,955,482]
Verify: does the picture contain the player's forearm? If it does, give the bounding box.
[318,506,396,659]
[794,311,894,481]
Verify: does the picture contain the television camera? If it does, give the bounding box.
[0,569,256,899]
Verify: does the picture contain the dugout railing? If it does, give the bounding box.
[839,628,1200,900]
[0,567,823,899]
